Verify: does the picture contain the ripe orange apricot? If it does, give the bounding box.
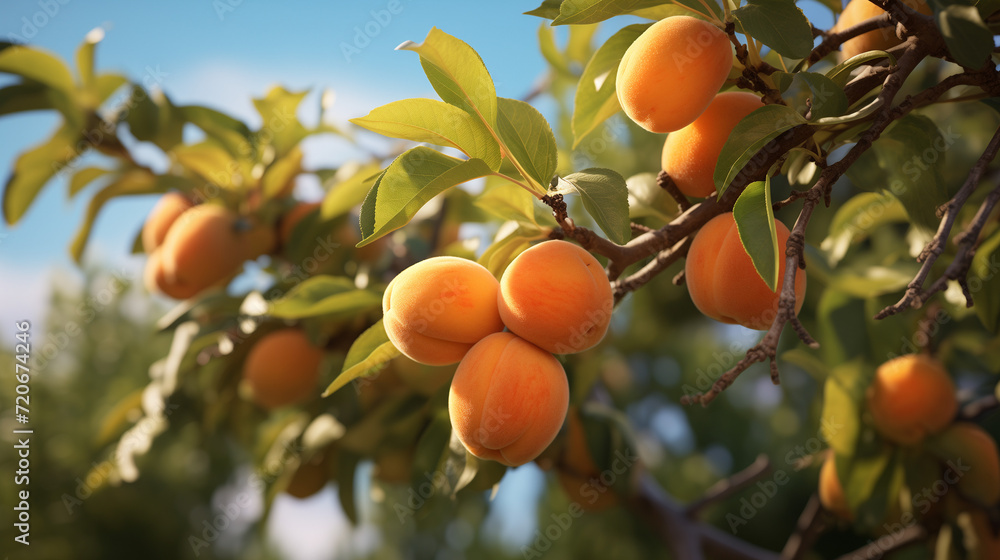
[832,0,931,60]
[616,16,733,133]
[498,240,613,354]
[662,92,763,198]
[242,328,324,410]
[556,409,617,511]
[143,249,200,300]
[934,423,1000,506]
[157,205,273,297]
[449,332,569,467]
[819,454,852,520]
[278,201,320,246]
[684,213,806,330]
[383,256,505,365]
[866,354,957,445]
[141,192,194,253]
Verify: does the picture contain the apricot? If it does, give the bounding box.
[684,213,806,330]
[242,328,324,410]
[382,256,505,365]
[498,240,613,354]
[866,354,956,445]
[157,205,274,297]
[662,92,763,198]
[285,455,330,499]
[141,192,193,253]
[556,409,617,511]
[143,249,200,300]
[934,423,1000,506]
[278,201,320,246]
[449,332,569,467]
[616,16,733,133]
[818,454,852,520]
[374,446,415,484]
[832,0,931,60]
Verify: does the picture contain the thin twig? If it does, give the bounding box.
[686,455,772,517]
[780,495,826,560]
[658,170,693,212]
[832,525,926,560]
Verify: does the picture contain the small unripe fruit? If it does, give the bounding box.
[819,455,852,520]
[449,332,569,467]
[383,257,505,365]
[498,240,613,354]
[684,213,806,330]
[866,354,956,445]
[662,92,763,198]
[616,16,733,133]
[242,329,324,410]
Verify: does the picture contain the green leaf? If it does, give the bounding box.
[251,85,310,157]
[817,290,870,365]
[475,177,544,226]
[171,142,239,189]
[572,23,649,148]
[496,97,558,191]
[336,451,360,524]
[714,104,807,197]
[260,146,303,198]
[820,192,908,266]
[478,223,545,277]
[844,449,900,531]
[845,114,952,230]
[69,170,182,263]
[526,0,563,18]
[934,4,994,69]
[398,28,498,128]
[0,45,76,94]
[350,98,501,170]
[3,125,79,225]
[357,147,493,246]
[733,0,814,59]
[821,360,869,455]
[94,73,128,104]
[126,87,184,151]
[792,72,849,120]
[269,276,382,319]
[560,168,631,244]
[68,166,114,198]
[971,230,1000,333]
[733,179,779,291]
[320,162,383,220]
[179,105,254,157]
[626,172,677,222]
[552,0,689,25]
[76,28,104,90]
[825,51,897,88]
[0,83,54,116]
[322,319,401,397]
[538,24,571,75]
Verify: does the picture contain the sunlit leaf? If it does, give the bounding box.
[560,168,630,244]
[496,97,557,191]
[3,125,79,225]
[733,179,779,291]
[269,276,381,319]
[322,319,401,397]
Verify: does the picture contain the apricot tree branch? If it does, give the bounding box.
[832,525,926,560]
[876,124,1000,319]
[686,455,772,517]
[779,495,826,560]
[805,14,895,67]
[659,170,693,212]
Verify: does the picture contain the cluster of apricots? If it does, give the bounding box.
[819,354,1000,535]
[381,240,614,467]
[142,193,276,300]
[832,0,931,61]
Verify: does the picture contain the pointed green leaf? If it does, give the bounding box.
[172,142,239,189]
[68,166,114,198]
[820,192,907,266]
[560,168,631,244]
[538,24,571,75]
[261,146,303,198]
[525,0,563,19]
[496,97,557,191]
[479,223,545,277]
[791,72,848,120]
[357,147,493,246]
[321,162,383,220]
[733,179,779,291]
[178,105,254,157]
[475,177,545,226]
[269,276,382,319]
[94,73,128,104]
[69,170,184,263]
[76,28,104,90]
[733,0,814,59]
[350,98,501,170]
[398,28,498,128]
[573,23,649,147]
[552,0,688,25]
[626,172,677,222]
[322,319,401,397]
[714,104,807,197]
[3,125,79,224]
[0,45,75,93]
[821,359,869,455]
